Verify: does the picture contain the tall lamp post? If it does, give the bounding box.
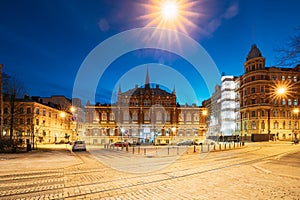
[293,108,299,142]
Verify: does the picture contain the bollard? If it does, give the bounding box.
[201,144,203,153]
[133,146,135,154]
[138,146,140,154]
[177,147,179,155]
[193,145,196,153]
[168,147,170,155]
[219,144,221,150]
[144,148,146,155]
[126,145,129,152]
[225,143,226,149]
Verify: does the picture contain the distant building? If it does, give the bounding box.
[2,95,74,145]
[202,85,221,137]
[84,69,207,145]
[203,76,237,138]
[220,76,237,136]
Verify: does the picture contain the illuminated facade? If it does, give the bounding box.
[2,96,75,144]
[203,44,300,141]
[220,76,236,136]
[238,44,300,141]
[84,70,207,145]
[202,85,221,137]
[203,76,237,137]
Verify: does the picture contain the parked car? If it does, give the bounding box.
[72,140,86,151]
[113,141,129,147]
[176,140,193,146]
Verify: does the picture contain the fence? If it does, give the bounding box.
[104,141,245,156]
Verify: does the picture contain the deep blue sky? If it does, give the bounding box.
[0,0,299,105]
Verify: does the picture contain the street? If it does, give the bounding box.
[0,142,299,200]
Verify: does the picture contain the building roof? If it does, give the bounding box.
[120,85,173,97]
[246,44,263,61]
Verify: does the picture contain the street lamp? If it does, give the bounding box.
[293,108,299,142]
[268,82,292,141]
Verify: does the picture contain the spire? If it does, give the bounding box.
[172,85,176,95]
[118,84,122,94]
[145,65,150,90]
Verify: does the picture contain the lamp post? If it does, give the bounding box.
[267,83,289,141]
[293,108,299,142]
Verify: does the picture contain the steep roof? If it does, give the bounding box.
[246,44,263,61]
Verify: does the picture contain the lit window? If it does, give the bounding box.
[261,121,265,129]
[252,121,256,129]
[294,76,297,82]
[294,99,298,106]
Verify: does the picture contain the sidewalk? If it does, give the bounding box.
[0,144,80,173]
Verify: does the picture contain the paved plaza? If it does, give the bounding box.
[0,142,299,200]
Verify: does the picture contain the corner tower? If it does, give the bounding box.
[244,44,265,73]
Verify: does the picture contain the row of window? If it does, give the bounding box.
[243,74,298,84]
[245,120,298,130]
[128,100,172,107]
[245,63,264,73]
[243,109,299,118]
[98,112,200,122]
[3,107,60,118]
[243,98,299,106]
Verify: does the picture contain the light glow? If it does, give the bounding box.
[161,1,178,20]
[140,0,201,34]
[270,81,295,101]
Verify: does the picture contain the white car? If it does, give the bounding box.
[72,140,86,151]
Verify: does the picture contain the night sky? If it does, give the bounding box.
[0,0,299,105]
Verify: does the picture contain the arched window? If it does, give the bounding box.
[101,112,107,121]
[186,113,192,122]
[261,121,265,129]
[252,121,256,129]
[156,111,162,121]
[144,111,150,121]
[252,111,256,117]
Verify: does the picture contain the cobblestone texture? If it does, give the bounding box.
[0,143,299,199]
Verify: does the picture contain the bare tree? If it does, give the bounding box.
[276,27,300,66]
[2,73,28,141]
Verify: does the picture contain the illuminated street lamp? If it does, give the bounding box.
[268,82,292,141]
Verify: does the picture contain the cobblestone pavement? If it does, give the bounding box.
[0,142,299,199]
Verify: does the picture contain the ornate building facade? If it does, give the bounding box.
[238,44,300,141]
[84,70,207,145]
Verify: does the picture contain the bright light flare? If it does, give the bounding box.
[161,1,178,20]
[60,112,66,118]
[270,81,294,101]
[140,0,201,34]
[277,87,286,95]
